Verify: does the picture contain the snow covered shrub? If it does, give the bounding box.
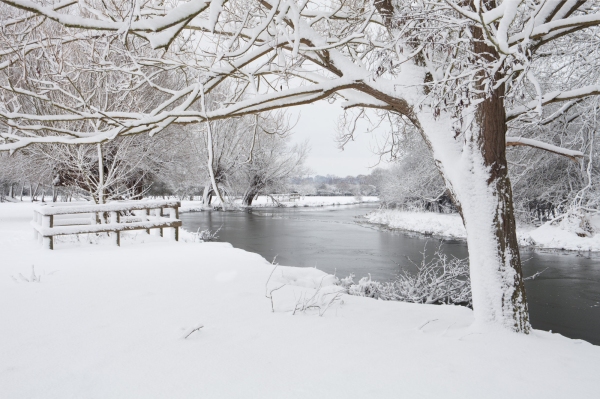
[554,209,597,238]
[339,250,471,307]
[347,275,385,299]
[337,273,356,290]
[386,252,471,306]
[192,226,222,242]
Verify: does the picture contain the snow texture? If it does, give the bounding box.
[35,199,181,215]
[1,202,600,398]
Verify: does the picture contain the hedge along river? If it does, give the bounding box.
[181,203,600,345]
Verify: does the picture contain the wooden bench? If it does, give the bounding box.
[32,200,182,250]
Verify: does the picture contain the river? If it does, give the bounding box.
[181,203,600,345]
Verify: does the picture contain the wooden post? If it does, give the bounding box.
[42,214,53,250]
[145,209,150,234]
[169,207,179,241]
[159,207,164,237]
[175,206,179,242]
[110,211,120,246]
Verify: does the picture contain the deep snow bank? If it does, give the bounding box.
[364,209,468,239]
[365,209,600,252]
[1,202,599,398]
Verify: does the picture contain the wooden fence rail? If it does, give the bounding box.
[32,200,181,250]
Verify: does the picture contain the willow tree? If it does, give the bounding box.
[2,0,600,332]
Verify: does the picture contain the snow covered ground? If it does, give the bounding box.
[365,209,600,252]
[1,202,600,398]
[179,195,379,212]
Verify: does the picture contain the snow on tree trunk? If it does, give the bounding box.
[437,22,529,332]
[422,98,529,331]
[450,142,530,333]
[368,0,531,332]
[97,143,105,205]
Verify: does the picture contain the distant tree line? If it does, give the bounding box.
[289,174,379,197]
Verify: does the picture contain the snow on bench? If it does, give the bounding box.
[32,200,182,250]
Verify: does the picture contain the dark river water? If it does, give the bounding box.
[181,203,600,345]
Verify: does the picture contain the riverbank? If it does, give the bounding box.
[364,209,600,252]
[1,202,600,398]
[179,195,379,212]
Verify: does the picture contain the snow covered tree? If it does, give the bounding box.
[3,0,600,332]
[372,124,447,210]
[0,147,57,201]
[41,137,166,204]
[233,133,308,206]
[509,97,600,222]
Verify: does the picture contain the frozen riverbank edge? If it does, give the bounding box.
[364,209,600,252]
[1,202,599,398]
[179,195,380,212]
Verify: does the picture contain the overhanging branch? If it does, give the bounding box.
[506,136,584,162]
[506,85,600,121]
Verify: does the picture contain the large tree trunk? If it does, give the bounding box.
[243,175,265,206]
[448,19,529,332]
[242,189,258,206]
[374,0,530,332]
[202,184,213,207]
[450,98,530,331]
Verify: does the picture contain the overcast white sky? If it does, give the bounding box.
[289,101,388,177]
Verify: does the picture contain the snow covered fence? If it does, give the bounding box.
[268,193,301,203]
[31,200,182,249]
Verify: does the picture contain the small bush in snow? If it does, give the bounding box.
[555,209,596,237]
[192,225,222,242]
[339,249,471,307]
[11,265,41,283]
[347,275,386,300]
[338,274,356,290]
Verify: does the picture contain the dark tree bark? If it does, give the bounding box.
[453,18,530,332]
[373,0,530,332]
[242,189,259,206]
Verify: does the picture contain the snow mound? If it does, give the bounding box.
[269,265,339,289]
[519,224,600,251]
[365,209,466,239]
[366,208,600,252]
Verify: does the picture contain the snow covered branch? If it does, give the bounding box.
[1,0,212,35]
[506,136,584,162]
[507,86,600,121]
